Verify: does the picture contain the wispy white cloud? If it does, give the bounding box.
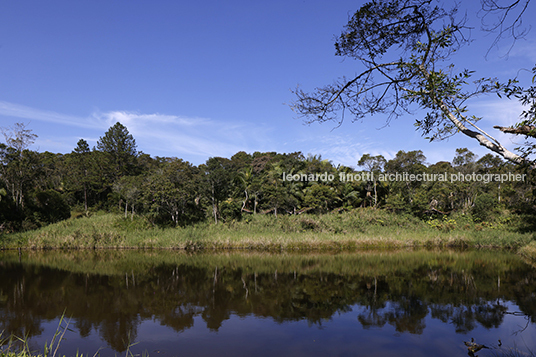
[506,39,536,63]
[90,110,270,159]
[0,101,276,162]
[95,111,209,128]
[471,96,528,152]
[0,101,105,130]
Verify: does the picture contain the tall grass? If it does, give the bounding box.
[0,314,76,357]
[519,241,536,263]
[1,208,534,251]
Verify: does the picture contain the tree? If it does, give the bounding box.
[30,189,71,224]
[291,0,531,166]
[262,162,286,217]
[384,150,427,211]
[452,148,481,210]
[74,138,90,154]
[64,139,109,212]
[114,175,142,219]
[202,157,233,224]
[303,183,336,213]
[71,139,91,212]
[236,167,254,213]
[1,122,37,156]
[493,68,536,164]
[452,148,477,172]
[0,123,39,209]
[97,122,138,177]
[358,154,387,208]
[142,158,202,226]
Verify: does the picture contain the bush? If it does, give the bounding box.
[30,189,71,225]
[472,193,498,222]
[220,199,242,222]
[299,217,320,231]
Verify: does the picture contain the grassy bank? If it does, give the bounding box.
[1,208,534,252]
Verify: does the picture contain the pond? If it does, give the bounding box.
[1,249,535,356]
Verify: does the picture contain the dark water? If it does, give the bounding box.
[1,249,535,356]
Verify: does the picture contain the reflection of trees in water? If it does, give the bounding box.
[357,299,428,334]
[160,305,199,333]
[0,254,535,352]
[429,301,508,334]
[99,313,140,352]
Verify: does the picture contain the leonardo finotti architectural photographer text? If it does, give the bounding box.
[282,172,526,184]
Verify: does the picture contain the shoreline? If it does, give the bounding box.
[1,210,534,258]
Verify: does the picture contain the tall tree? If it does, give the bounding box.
[72,139,91,212]
[0,123,38,208]
[97,122,138,177]
[358,154,387,208]
[64,139,107,213]
[0,122,37,156]
[452,148,477,173]
[202,157,233,224]
[384,150,427,211]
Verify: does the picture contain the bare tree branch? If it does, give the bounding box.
[479,0,532,56]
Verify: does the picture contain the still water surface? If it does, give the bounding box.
[1,249,535,356]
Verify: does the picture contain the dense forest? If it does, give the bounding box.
[0,121,534,233]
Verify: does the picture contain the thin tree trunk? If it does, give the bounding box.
[84,183,88,213]
[212,183,218,224]
[373,179,378,209]
[241,190,248,211]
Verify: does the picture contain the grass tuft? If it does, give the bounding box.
[1,208,534,253]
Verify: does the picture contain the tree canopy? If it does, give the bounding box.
[291,0,535,167]
[97,122,138,176]
[0,122,533,232]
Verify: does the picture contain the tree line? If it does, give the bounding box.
[0,121,533,233]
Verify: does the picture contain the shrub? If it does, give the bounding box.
[472,193,498,222]
[29,189,71,225]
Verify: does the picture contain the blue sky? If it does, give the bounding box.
[0,0,534,168]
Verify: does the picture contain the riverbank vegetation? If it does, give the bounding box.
[1,122,535,253]
[2,208,534,251]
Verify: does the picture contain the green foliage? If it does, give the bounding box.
[29,190,71,225]
[4,208,534,251]
[427,216,457,232]
[292,0,532,165]
[202,157,234,223]
[473,193,499,222]
[219,199,242,222]
[96,122,138,177]
[142,158,203,227]
[303,184,337,213]
[0,121,534,238]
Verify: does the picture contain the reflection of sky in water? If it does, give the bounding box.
[27,301,536,357]
[3,250,536,357]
